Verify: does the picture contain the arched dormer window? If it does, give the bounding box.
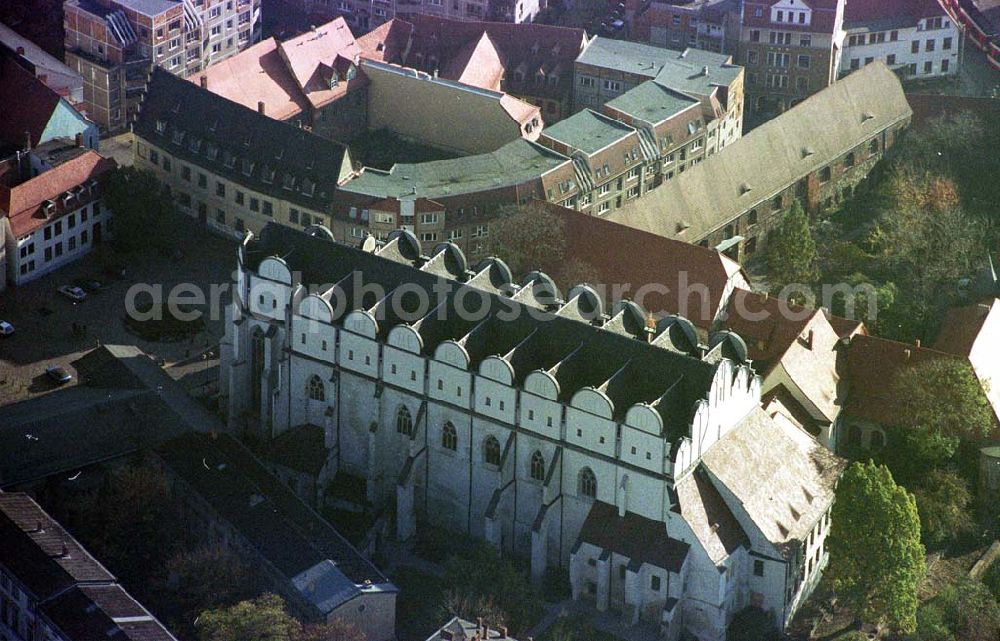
[530,450,545,481]
[307,374,325,401]
[483,435,501,466]
[396,405,413,436]
[442,421,457,451]
[579,467,596,498]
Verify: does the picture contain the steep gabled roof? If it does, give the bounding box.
[0,55,63,148]
[607,62,912,243]
[195,37,310,121]
[933,299,1000,357]
[701,408,845,558]
[674,465,748,564]
[576,500,690,572]
[135,68,349,211]
[440,31,505,91]
[1,149,116,237]
[535,203,748,330]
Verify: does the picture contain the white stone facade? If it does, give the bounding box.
[842,15,960,79]
[220,227,841,641]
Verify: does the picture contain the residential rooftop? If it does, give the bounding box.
[540,108,638,155]
[604,80,700,125]
[340,138,569,199]
[578,39,740,98]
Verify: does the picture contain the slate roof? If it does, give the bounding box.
[135,68,349,212]
[541,109,638,155]
[0,55,63,148]
[605,80,700,125]
[156,432,393,615]
[340,138,569,199]
[535,203,748,331]
[701,408,845,558]
[0,22,83,99]
[270,424,328,475]
[607,62,912,242]
[575,500,690,572]
[1,149,116,237]
[248,223,720,435]
[674,465,748,564]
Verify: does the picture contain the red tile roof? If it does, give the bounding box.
[0,56,62,148]
[1,150,116,238]
[196,38,311,121]
[280,17,364,109]
[843,334,959,425]
[933,299,999,356]
[537,203,747,330]
[440,31,505,91]
[356,18,414,63]
[845,0,947,24]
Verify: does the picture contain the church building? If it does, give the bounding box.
[219,223,844,641]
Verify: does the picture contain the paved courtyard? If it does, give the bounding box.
[0,226,236,407]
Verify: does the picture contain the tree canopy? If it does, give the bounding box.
[196,594,366,641]
[826,462,925,634]
[767,199,818,297]
[104,166,179,253]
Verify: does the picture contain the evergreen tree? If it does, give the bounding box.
[767,199,818,297]
[826,462,926,634]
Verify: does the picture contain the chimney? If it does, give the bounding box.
[16,46,24,56]
[200,74,208,89]
[914,339,921,348]
[805,329,814,349]
[60,539,70,558]
[38,73,47,85]
[702,65,709,76]
[35,519,45,533]
[903,348,911,361]
[75,132,83,147]
[499,626,508,638]
[257,100,266,115]
[24,130,31,151]
[477,618,484,633]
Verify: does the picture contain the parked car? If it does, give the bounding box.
[73,277,105,293]
[45,365,72,384]
[57,285,87,302]
[0,321,13,336]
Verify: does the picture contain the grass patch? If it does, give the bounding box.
[538,617,619,641]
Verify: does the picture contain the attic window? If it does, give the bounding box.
[155,119,166,133]
[802,147,814,158]
[205,143,219,161]
[241,158,255,176]
[171,101,181,113]
[282,173,296,190]
[676,221,690,233]
[688,121,698,135]
[188,137,201,153]
[209,119,219,132]
[301,178,315,197]
[223,150,236,168]
[376,42,385,51]
[862,112,875,122]
[171,129,185,145]
[261,166,275,184]
[739,183,751,195]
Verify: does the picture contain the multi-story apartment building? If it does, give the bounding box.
[841,0,960,79]
[0,138,115,291]
[220,222,845,641]
[737,0,846,119]
[572,39,745,153]
[133,68,353,238]
[632,0,742,54]
[63,0,262,131]
[0,493,178,641]
[281,0,542,33]
[607,62,911,262]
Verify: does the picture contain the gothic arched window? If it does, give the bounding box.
[307,374,324,402]
[442,422,457,451]
[396,406,413,436]
[530,450,545,481]
[483,435,501,466]
[579,467,597,499]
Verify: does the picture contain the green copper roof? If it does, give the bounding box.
[541,109,637,155]
[606,80,700,125]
